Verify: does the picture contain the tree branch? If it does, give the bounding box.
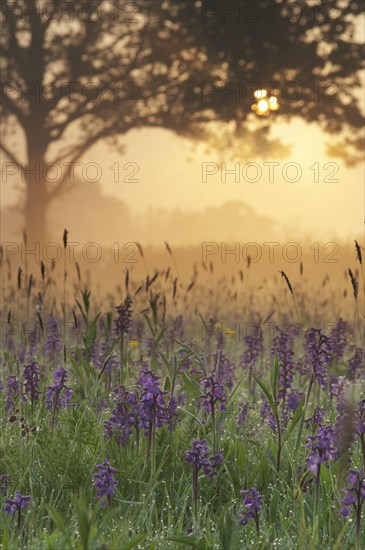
[48,126,119,199]
[0,143,25,177]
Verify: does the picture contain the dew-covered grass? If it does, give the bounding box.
[0,248,364,549]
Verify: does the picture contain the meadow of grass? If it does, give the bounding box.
[0,237,364,549]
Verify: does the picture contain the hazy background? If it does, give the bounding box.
[2,116,364,245]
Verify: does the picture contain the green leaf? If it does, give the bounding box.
[143,313,155,337]
[98,343,118,381]
[283,401,304,445]
[121,534,148,550]
[235,438,246,472]
[175,341,206,375]
[253,374,275,412]
[175,348,194,364]
[150,295,158,325]
[47,505,68,534]
[106,311,113,332]
[1,525,9,550]
[271,355,280,402]
[263,443,277,469]
[69,347,95,385]
[309,515,319,550]
[178,406,205,430]
[155,327,166,346]
[226,372,246,406]
[151,356,159,370]
[295,408,306,452]
[181,372,202,399]
[269,491,279,523]
[73,501,91,550]
[47,505,73,547]
[333,523,348,550]
[225,460,241,497]
[164,376,171,391]
[159,351,172,374]
[218,507,234,550]
[76,299,88,325]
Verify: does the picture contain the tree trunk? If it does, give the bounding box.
[24,177,50,246]
[24,138,51,246]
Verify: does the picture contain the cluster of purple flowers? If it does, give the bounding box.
[239,487,263,532]
[185,438,223,513]
[272,328,295,401]
[305,328,334,387]
[3,324,16,354]
[282,389,304,424]
[329,375,349,401]
[5,375,21,413]
[43,317,62,360]
[45,366,72,410]
[5,491,31,516]
[330,318,348,361]
[212,352,235,389]
[185,439,223,480]
[3,363,42,413]
[92,460,118,507]
[200,375,226,416]
[185,439,211,475]
[340,469,365,517]
[115,296,133,336]
[209,450,224,478]
[305,407,326,431]
[306,424,337,476]
[104,368,178,446]
[23,361,41,407]
[241,329,263,370]
[26,327,38,360]
[138,368,178,434]
[104,386,140,446]
[348,346,364,380]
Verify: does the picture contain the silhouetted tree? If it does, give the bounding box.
[1,0,364,242]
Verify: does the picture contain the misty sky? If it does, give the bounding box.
[2,115,364,242]
[81,116,364,241]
